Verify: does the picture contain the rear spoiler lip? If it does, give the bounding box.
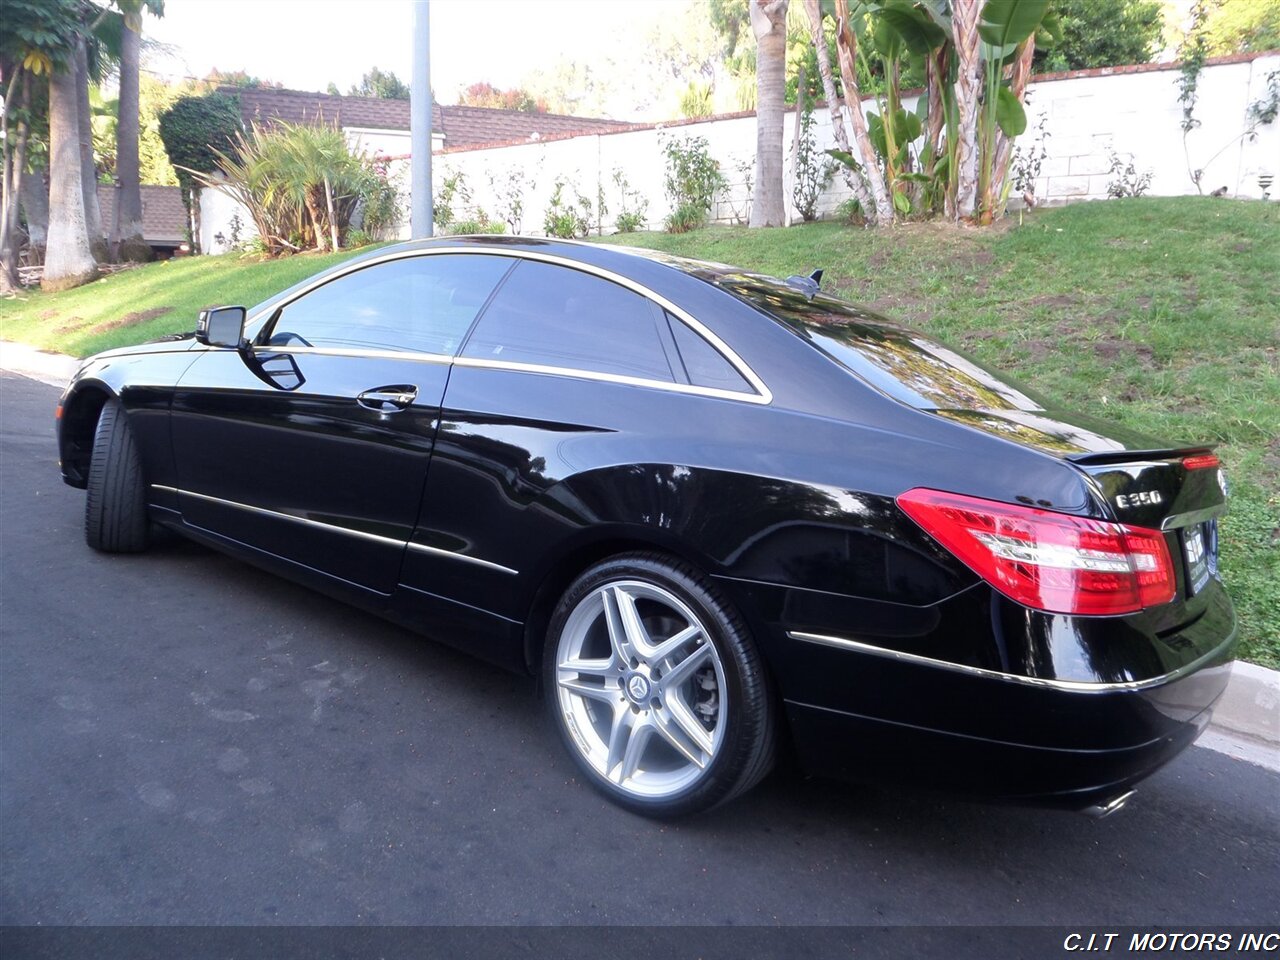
[1064,445,1218,466]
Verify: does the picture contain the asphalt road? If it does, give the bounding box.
[2,371,1277,927]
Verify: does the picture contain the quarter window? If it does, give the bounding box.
[461,261,675,383]
[265,254,511,355]
[666,312,751,392]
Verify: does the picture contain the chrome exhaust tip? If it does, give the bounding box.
[1081,789,1136,820]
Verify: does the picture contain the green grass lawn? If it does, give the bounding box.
[2,197,1276,666]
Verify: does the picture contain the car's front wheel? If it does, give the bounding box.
[544,553,775,816]
[84,398,149,553]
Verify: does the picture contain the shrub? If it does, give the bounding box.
[450,218,505,235]
[664,203,708,234]
[157,93,244,252]
[434,170,470,232]
[193,121,392,256]
[488,167,534,234]
[543,177,591,239]
[1106,148,1153,198]
[791,99,836,222]
[612,168,649,233]
[662,136,724,233]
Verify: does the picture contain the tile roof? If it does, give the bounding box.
[224,87,635,150]
[96,184,186,244]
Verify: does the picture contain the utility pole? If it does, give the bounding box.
[411,0,433,238]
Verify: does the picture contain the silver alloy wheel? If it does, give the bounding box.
[554,580,727,799]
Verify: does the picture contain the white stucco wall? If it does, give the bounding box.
[197,53,1279,250]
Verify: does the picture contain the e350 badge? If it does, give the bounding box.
[1114,490,1164,509]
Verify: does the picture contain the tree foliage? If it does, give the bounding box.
[1033,0,1164,71]
[1201,0,1280,56]
[158,92,243,248]
[347,66,411,100]
[205,67,281,89]
[158,92,243,184]
[457,82,547,112]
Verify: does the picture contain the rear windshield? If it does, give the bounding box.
[718,274,1046,412]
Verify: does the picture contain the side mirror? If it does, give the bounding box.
[196,306,247,348]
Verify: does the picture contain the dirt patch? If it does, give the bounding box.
[1093,339,1157,367]
[38,308,59,320]
[86,306,174,336]
[1027,294,1078,309]
[1019,339,1055,361]
[53,316,88,335]
[1232,242,1251,253]
[865,293,930,318]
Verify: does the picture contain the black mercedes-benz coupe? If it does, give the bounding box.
[56,236,1236,817]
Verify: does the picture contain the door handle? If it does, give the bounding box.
[357,385,418,411]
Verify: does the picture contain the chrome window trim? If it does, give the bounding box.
[245,246,772,405]
[451,355,768,404]
[787,629,1236,692]
[152,484,518,576]
[249,344,454,365]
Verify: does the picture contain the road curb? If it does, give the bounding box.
[1,341,1276,758]
[0,339,80,389]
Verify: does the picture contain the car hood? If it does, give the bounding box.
[85,332,197,362]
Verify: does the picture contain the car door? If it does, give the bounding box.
[400,257,762,621]
[170,252,513,594]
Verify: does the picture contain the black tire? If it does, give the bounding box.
[543,552,776,817]
[84,399,149,553]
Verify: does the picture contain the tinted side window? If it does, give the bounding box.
[266,254,510,355]
[667,312,751,392]
[461,261,675,383]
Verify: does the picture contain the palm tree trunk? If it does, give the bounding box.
[74,40,108,261]
[117,17,153,262]
[802,0,878,224]
[0,69,25,291]
[951,0,984,220]
[43,62,98,292]
[21,169,49,261]
[324,175,340,250]
[832,0,894,223]
[749,0,789,228]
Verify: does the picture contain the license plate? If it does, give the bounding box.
[1184,524,1210,596]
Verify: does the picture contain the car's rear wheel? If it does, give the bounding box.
[544,553,775,816]
[84,399,148,553]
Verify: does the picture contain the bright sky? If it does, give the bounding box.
[146,0,665,111]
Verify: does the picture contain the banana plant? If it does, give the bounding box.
[974,0,1050,222]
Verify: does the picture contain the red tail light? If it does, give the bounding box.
[1182,453,1220,470]
[896,488,1177,616]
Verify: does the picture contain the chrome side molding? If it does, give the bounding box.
[787,629,1236,693]
[149,484,518,576]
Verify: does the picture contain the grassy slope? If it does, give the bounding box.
[0,247,370,358]
[1,199,1275,665]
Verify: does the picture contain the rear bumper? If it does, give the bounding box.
[777,615,1237,809]
[785,676,1223,810]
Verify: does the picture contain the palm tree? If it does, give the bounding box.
[74,34,107,260]
[43,36,97,291]
[748,0,788,228]
[115,0,164,261]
